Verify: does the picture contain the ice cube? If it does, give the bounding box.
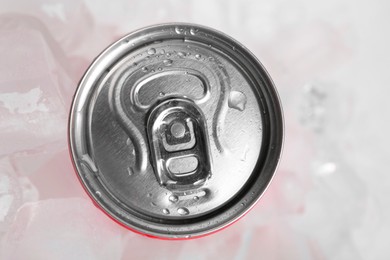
[1,198,124,260]
[0,14,73,156]
[0,157,39,238]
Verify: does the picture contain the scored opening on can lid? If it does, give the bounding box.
[69,23,283,239]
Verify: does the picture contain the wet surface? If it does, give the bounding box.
[0,0,389,259]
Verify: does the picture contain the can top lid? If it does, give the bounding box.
[69,23,283,238]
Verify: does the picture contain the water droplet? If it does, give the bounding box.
[158,67,162,71]
[241,145,249,162]
[166,52,171,57]
[126,138,131,145]
[177,52,186,58]
[127,167,133,176]
[190,28,198,35]
[232,46,236,51]
[240,203,245,206]
[195,54,201,60]
[163,59,173,66]
[95,191,101,197]
[160,49,165,54]
[151,202,157,206]
[175,26,184,34]
[159,92,165,97]
[163,208,170,215]
[147,48,156,55]
[147,193,152,197]
[169,195,178,203]
[141,67,148,72]
[193,196,199,201]
[228,91,247,111]
[80,155,98,173]
[151,69,155,73]
[132,62,138,67]
[177,207,189,215]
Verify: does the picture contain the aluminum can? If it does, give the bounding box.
[69,23,283,239]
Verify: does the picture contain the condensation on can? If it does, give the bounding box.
[69,23,283,239]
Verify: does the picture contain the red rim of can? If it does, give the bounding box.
[68,23,284,239]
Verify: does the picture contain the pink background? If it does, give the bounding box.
[0,0,389,259]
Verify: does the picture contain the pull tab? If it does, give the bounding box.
[147,98,212,190]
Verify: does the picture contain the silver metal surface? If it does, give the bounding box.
[69,23,283,239]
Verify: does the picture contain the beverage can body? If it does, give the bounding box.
[69,23,283,239]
